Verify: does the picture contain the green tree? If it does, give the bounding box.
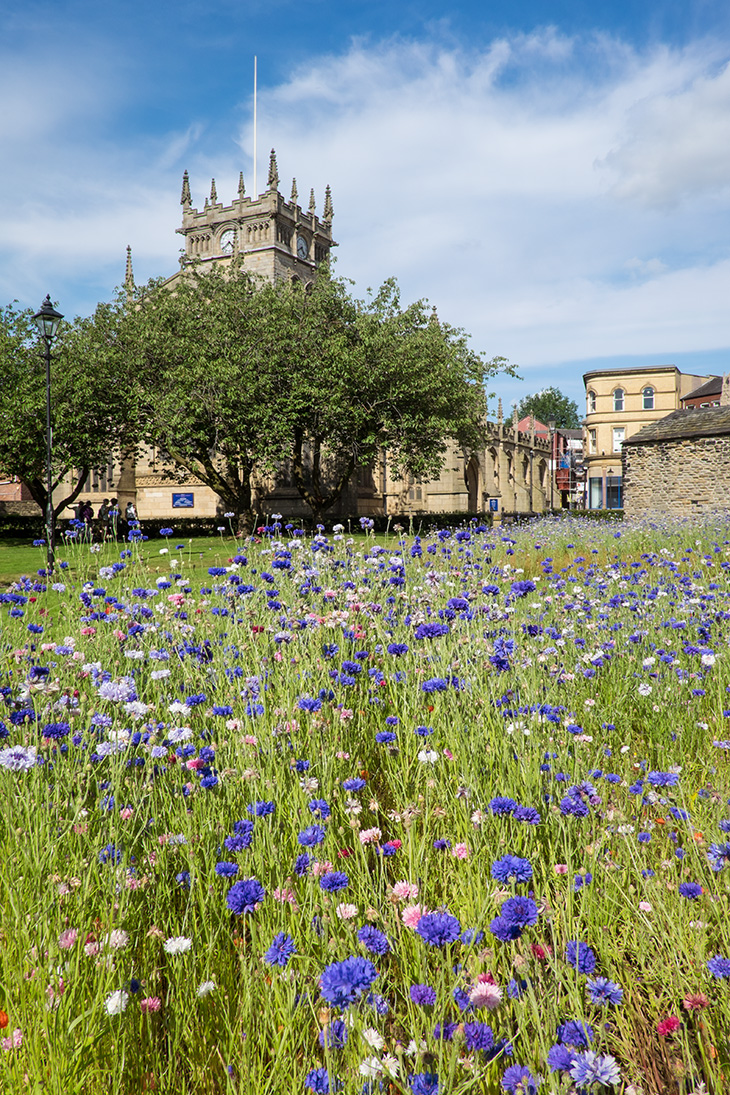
[0,300,135,520]
[514,386,580,429]
[124,265,513,527]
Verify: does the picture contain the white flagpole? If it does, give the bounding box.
[253,55,258,198]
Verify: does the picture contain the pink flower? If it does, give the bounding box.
[553,864,569,875]
[639,901,653,912]
[312,860,333,877]
[359,828,382,846]
[657,1016,681,1037]
[391,881,419,902]
[683,993,709,1011]
[402,904,428,929]
[452,843,470,860]
[140,997,162,1013]
[80,627,97,636]
[243,735,258,746]
[58,928,78,950]
[336,903,358,920]
[120,808,133,821]
[2,1029,22,1050]
[272,887,298,909]
[469,975,502,1010]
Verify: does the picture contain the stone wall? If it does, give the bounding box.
[623,435,730,517]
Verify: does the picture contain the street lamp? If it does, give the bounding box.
[548,419,556,512]
[32,295,64,576]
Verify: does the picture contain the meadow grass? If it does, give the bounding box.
[0,516,729,1095]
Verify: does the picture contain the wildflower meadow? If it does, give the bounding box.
[1,515,730,1095]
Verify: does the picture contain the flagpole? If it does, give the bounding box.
[253,55,258,197]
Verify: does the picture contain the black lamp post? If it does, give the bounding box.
[32,295,64,577]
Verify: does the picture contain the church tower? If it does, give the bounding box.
[172,150,335,287]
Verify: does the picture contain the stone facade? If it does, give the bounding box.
[582,364,717,510]
[622,405,730,518]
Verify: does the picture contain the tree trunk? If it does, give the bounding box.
[290,428,356,522]
[27,465,89,520]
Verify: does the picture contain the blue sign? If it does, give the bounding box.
[172,492,194,508]
[489,498,499,512]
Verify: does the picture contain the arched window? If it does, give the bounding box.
[642,386,654,410]
[587,390,596,414]
[613,388,624,412]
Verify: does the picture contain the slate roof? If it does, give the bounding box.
[625,406,730,445]
[681,375,723,402]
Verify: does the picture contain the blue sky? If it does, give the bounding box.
[2,0,730,413]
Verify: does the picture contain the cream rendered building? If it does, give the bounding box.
[582,365,715,509]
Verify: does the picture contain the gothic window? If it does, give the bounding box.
[587,390,596,413]
[642,386,654,410]
[613,388,624,412]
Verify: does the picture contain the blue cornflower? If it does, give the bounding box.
[414,622,449,640]
[557,1020,593,1047]
[566,941,597,975]
[638,832,652,843]
[225,831,253,853]
[510,579,536,597]
[646,771,679,787]
[375,731,397,744]
[294,853,311,876]
[491,855,532,884]
[319,956,378,1008]
[247,800,275,817]
[490,796,517,815]
[416,912,461,947]
[707,954,730,978]
[501,1064,540,1094]
[263,932,296,968]
[319,1018,348,1049]
[414,725,434,736]
[514,805,541,825]
[215,861,239,878]
[298,696,322,713]
[298,825,326,846]
[357,926,391,956]
[421,678,448,693]
[569,1051,621,1088]
[574,872,593,892]
[547,1044,575,1072]
[463,1022,495,1052]
[305,1067,337,1093]
[342,777,366,792]
[507,978,528,999]
[500,896,538,929]
[707,842,730,871]
[490,916,523,943]
[410,984,436,1006]
[320,871,349,892]
[586,977,623,1006]
[98,843,122,865]
[409,1073,439,1095]
[226,877,265,914]
[387,643,409,656]
[433,1021,458,1041]
[308,798,331,820]
[678,882,702,899]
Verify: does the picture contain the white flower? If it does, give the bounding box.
[163,935,192,956]
[361,1028,385,1050]
[197,980,216,997]
[104,989,129,1015]
[638,683,652,696]
[701,653,716,667]
[417,750,439,764]
[335,903,358,920]
[382,1054,400,1078]
[358,1057,383,1078]
[104,929,129,950]
[151,669,171,680]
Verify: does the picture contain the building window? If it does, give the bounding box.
[587,390,596,414]
[612,427,625,453]
[589,477,603,510]
[613,388,624,412]
[606,476,622,510]
[642,386,654,410]
[588,429,597,454]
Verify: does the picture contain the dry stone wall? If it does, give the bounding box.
[623,434,730,518]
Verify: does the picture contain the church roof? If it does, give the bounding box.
[624,406,730,445]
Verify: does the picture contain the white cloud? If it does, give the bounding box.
[1,27,729,376]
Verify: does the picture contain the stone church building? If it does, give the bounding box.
[54,151,555,524]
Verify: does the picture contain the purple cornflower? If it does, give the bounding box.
[547,1044,575,1072]
[463,1022,495,1052]
[305,1067,336,1093]
[226,877,265,915]
[375,732,397,744]
[557,1020,593,1047]
[409,1073,439,1095]
[414,622,449,640]
[566,941,597,975]
[416,911,461,947]
[263,932,296,968]
[586,977,623,1006]
[410,984,437,1006]
[225,831,253,852]
[501,1064,541,1094]
[298,825,326,846]
[319,871,349,892]
[491,855,533,884]
[247,800,275,816]
[357,926,390,955]
[707,955,730,978]
[490,796,517,816]
[433,1021,458,1041]
[510,579,536,597]
[678,882,702,899]
[646,771,679,787]
[319,955,378,1008]
[342,777,366,792]
[500,896,538,929]
[308,799,331,819]
[707,842,730,871]
[319,1019,348,1049]
[215,861,239,878]
[490,916,523,943]
[569,1051,621,1088]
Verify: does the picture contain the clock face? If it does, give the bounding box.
[297,235,308,259]
[220,229,235,254]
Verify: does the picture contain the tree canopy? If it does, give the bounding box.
[514,386,581,429]
[122,264,513,527]
[0,300,135,518]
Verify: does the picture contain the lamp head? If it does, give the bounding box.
[32,295,64,341]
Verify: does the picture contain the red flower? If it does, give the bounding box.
[657,1016,681,1037]
[0,1010,8,1029]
